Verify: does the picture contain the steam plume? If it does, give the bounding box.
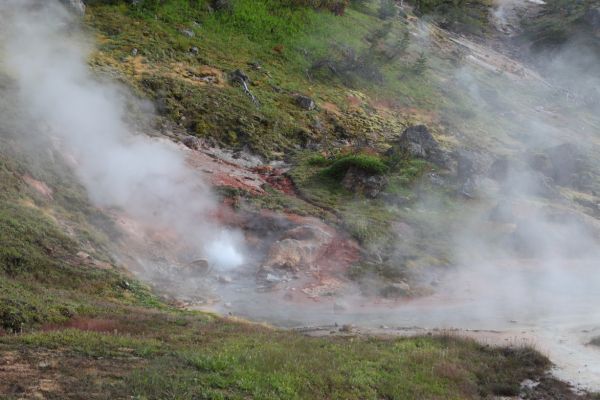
[0,0,244,271]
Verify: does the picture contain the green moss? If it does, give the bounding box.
[322,153,388,179]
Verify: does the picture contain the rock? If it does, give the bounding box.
[295,95,316,111]
[341,166,388,198]
[260,225,331,273]
[181,259,210,276]
[388,125,448,167]
[528,143,588,189]
[229,69,250,84]
[340,324,354,333]
[488,157,509,181]
[190,46,199,55]
[59,0,85,16]
[282,225,330,242]
[181,29,195,38]
[182,136,201,150]
[545,143,587,187]
[211,0,232,11]
[262,239,315,272]
[37,361,51,370]
[218,275,232,284]
[455,151,477,182]
[131,48,138,57]
[265,273,282,283]
[381,282,410,298]
[585,6,600,33]
[459,178,476,198]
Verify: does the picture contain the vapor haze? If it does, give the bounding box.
[0,0,244,271]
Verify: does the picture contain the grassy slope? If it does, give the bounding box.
[0,0,595,398]
[0,135,555,399]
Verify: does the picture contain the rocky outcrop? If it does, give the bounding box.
[585,6,600,34]
[295,95,316,111]
[388,125,448,167]
[260,225,331,274]
[341,166,388,198]
[528,143,589,189]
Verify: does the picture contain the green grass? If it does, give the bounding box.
[0,313,552,399]
[85,0,444,157]
[322,153,388,179]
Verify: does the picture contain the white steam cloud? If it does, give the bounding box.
[0,0,244,271]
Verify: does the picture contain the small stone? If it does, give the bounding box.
[181,29,195,38]
[218,275,232,284]
[131,48,138,57]
[190,46,199,54]
[37,361,51,370]
[265,273,282,283]
[340,324,354,333]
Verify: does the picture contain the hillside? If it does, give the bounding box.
[1,0,600,398]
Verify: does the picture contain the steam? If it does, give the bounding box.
[0,0,244,271]
[491,0,545,32]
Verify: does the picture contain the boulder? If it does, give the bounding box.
[528,143,588,189]
[182,136,201,150]
[341,166,388,198]
[229,69,250,84]
[381,282,411,298]
[488,157,509,181]
[59,0,85,16]
[261,225,331,273]
[388,125,448,167]
[455,151,479,198]
[455,151,476,182]
[295,95,316,111]
[585,6,600,33]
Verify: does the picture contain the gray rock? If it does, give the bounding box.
[182,136,201,150]
[528,143,588,189]
[381,282,411,298]
[181,29,195,38]
[585,6,600,32]
[229,69,250,84]
[455,151,477,182]
[488,157,509,181]
[342,166,388,198]
[389,125,448,167]
[190,46,199,55]
[295,95,316,111]
[59,0,85,16]
[211,0,232,11]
